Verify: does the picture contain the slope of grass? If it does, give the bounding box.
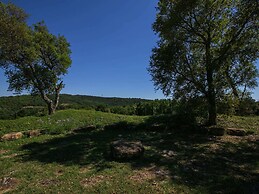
[0,109,146,136]
[0,111,258,193]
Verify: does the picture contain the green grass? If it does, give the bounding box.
[218,114,259,133]
[0,110,259,193]
[0,109,146,136]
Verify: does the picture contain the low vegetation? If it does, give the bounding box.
[1,94,258,121]
[0,110,258,193]
[0,94,149,119]
[0,109,146,136]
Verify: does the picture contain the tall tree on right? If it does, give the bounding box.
[149,0,259,125]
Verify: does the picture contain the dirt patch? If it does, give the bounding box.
[39,179,60,187]
[0,177,19,193]
[1,153,18,159]
[245,135,259,142]
[130,170,155,182]
[80,175,112,188]
[218,135,243,143]
[129,166,170,183]
[54,169,64,176]
[0,150,9,155]
[79,166,93,174]
[208,143,221,153]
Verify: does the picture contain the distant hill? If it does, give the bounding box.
[0,94,150,119]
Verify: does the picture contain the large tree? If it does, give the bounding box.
[5,23,71,115]
[149,0,259,125]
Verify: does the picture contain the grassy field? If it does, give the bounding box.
[0,110,259,193]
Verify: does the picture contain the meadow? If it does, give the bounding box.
[1,109,258,193]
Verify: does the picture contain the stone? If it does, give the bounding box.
[28,130,41,137]
[110,140,144,160]
[207,127,225,136]
[226,128,247,136]
[1,132,23,141]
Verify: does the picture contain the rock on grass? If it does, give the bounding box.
[1,132,23,141]
[226,128,247,136]
[110,140,144,160]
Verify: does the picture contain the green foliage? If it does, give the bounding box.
[0,2,28,65]
[136,99,173,115]
[95,104,110,113]
[0,94,148,119]
[149,0,259,125]
[110,105,136,115]
[218,95,259,116]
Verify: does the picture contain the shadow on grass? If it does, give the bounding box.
[20,115,259,193]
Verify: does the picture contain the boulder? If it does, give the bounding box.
[110,140,144,160]
[1,132,23,141]
[226,128,247,136]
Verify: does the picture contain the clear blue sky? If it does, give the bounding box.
[0,0,258,100]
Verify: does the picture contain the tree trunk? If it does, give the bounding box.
[38,82,62,115]
[47,102,56,115]
[205,32,217,126]
[207,93,217,125]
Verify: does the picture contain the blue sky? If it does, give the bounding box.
[0,0,258,100]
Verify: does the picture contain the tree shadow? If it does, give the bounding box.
[19,115,259,193]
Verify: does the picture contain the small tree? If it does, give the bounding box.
[4,22,72,115]
[149,0,258,125]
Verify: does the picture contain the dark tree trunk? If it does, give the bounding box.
[207,93,217,125]
[205,32,217,126]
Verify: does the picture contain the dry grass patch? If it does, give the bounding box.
[39,179,60,187]
[80,175,112,188]
[0,177,19,193]
[54,169,64,176]
[129,166,170,183]
[1,153,18,159]
[0,150,8,154]
[79,165,94,174]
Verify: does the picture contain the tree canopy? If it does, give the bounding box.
[0,2,28,67]
[149,0,259,125]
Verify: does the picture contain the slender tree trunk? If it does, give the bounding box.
[39,82,63,115]
[39,92,56,115]
[206,71,217,125]
[47,102,55,115]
